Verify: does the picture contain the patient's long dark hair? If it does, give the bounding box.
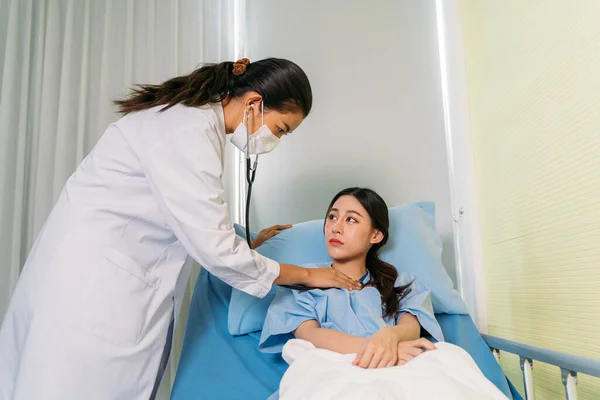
[325,188,412,319]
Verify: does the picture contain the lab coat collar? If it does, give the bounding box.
[208,102,226,139]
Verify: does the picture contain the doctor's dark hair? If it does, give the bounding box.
[325,188,412,319]
[113,58,312,117]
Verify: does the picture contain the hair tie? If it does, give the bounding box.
[232,58,250,76]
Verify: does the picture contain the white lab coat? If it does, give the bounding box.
[0,103,279,399]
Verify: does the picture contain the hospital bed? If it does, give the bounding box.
[171,207,600,399]
[171,270,600,400]
[171,268,520,399]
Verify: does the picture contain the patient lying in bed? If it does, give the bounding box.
[259,188,507,399]
[259,187,443,364]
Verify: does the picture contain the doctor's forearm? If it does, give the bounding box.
[273,263,310,285]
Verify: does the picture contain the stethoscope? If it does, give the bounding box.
[242,105,311,291]
[242,113,301,291]
[243,105,258,248]
[241,105,365,292]
[242,104,303,290]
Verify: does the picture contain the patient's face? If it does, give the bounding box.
[324,195,380,262]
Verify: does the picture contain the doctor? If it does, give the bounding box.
[0,57,361,399]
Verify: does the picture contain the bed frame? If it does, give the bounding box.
[483,334,600,400]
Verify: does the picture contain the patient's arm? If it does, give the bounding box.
[294,315,429,369]
[390,313,421,341]
[293,320,367,354]
[352,314,425,369]
[293,314,421,355]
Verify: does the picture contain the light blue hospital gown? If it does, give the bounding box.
[259,264,444,353]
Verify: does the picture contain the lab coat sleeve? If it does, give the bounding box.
[395,273,444,342]
[141,124,279,298]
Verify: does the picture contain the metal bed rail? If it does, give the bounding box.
[483,334,600,400]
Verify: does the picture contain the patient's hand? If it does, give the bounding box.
[352,326,401,369]
[251,224,292,248]
[396,338,436,366]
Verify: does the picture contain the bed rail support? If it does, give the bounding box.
[519,357,534,400]
[561,369,577,400]
[482,334,600,400]
[491,347,500,363]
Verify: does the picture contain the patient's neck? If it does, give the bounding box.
[331,258,367,281]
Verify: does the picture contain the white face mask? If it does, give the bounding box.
[230,102,280,155]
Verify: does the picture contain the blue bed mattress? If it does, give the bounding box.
[171,269,521,400]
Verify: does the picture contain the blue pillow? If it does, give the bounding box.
[228,202,468,336]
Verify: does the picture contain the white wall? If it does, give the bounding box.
[245,0,457,281]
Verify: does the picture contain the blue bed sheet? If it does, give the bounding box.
[172,270,522,400]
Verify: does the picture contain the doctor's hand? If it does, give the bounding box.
[395,338,436,366]
[251,224,292,249]
[304,268,362,291]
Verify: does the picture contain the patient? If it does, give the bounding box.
[259,187,444,369]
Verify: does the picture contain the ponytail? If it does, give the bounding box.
[365,250,412,319]
[114,58,312,117]
[114,62,233,115]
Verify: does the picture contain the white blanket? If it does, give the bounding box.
[279,339,509,400]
